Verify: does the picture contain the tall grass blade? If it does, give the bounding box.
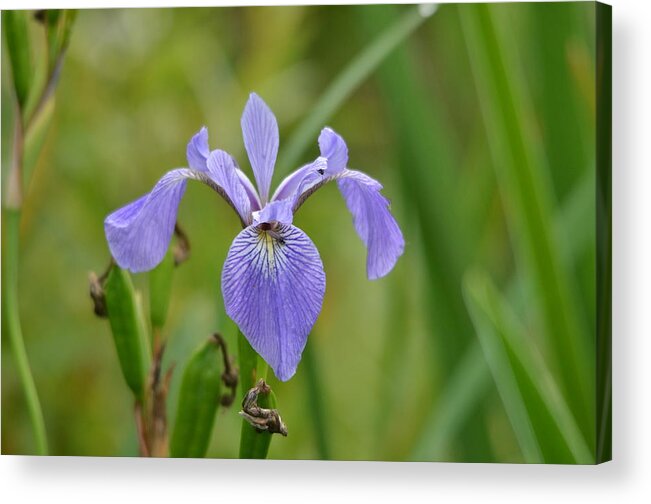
[2,209,49,454]
[459,3,594,446]
[463,269,593,464]
[411,341,491,461]
[360,4,493,460]
[463,272,543,463]
[595,2,612,463]
[302,341,330,459]
[277,4,436,175]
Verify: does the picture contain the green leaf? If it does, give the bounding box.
[463,269,593,464]
[44,10,77,72]
[22,94,55,185]
[459,3,594,445]
[170,338,223,458]
[104,266,151,399]
[149,250,174,332]
[3,10,33,109]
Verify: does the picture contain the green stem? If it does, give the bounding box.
[256,355,269,382]
[2,208,48,455]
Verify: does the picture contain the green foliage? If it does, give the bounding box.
[459,3,595,448]
[2,209,48,454]
[463,270,593,464]
[170,338,223,458]
[3,11,33,110]
[149,250,175,332]
[104,267,151,400]
[1,4,604,462]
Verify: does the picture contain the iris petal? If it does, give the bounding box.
[252,199,294,226]
[337,169,405,279]
[105,168,245,273]
[222,224,326,381]
[241,93,279,202]
[105,169,191,273]
[318,127,348,174]
[186,127,210,172]
[206,149,252,223]
[271,157,327,202]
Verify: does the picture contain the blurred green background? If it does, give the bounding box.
[2,2,605,462]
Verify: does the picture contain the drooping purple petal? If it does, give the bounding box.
[252,199,294,226]
[105,169,191,273]
[318,127,348,174]
[186,127,210,172]
[222,224,325,381]
[290,166,404,280]
[241,93,279,203]
[206,149,252,223]
[271,157,327,202]
[337,169,404,279]
[105,168,246,273]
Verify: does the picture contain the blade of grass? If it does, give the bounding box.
[2,209,48,455]
[276,4,437,175]
[414,167,598,462]
[595,2,612,463]
[302,340,330,460]
[463,269,593,464]
[411,341,491,461]
[459,3,594,446]
[529,2,592,200]
[463,271,543,463]
[359,4,493,461]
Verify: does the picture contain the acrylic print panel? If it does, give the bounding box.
[1,2,611,464]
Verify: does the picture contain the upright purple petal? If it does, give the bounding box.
[241,93,279,202]
[186,127,262,212]
[206,149,252,223]
[222,224,325,381]
[186,127,210,172]
[337,170,404,279]
[318,127,348,174]
[105,169,191,273]
[271,157,327,202]
[236,168,262,211]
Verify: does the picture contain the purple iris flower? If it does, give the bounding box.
[105,93,404,381]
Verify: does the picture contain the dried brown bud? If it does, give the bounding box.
[239,379,288,436]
